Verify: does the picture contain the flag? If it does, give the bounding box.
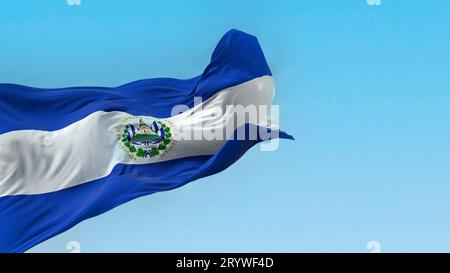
[0,29,293,252]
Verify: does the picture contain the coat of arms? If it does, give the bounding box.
[116,117,176,160]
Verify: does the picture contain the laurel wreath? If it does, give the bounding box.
[121,121,172,158]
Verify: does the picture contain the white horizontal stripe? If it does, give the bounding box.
[0,76,274,197]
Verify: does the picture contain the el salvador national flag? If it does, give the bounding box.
[0,29,293,252]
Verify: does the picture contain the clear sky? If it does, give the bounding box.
[1,0,450,252]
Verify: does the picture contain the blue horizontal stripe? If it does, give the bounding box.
[0,29,271,135]
[0,125,293,252]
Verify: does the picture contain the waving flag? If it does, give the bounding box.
[0,29,293,252]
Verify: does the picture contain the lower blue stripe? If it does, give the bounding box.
[0,125,293,252]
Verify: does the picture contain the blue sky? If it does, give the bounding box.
[1,0,450,252]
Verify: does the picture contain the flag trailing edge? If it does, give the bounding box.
[0,29,293,252]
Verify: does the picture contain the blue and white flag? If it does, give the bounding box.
[0,29,293,252]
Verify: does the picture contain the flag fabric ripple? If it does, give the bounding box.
[0,29,293,252]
